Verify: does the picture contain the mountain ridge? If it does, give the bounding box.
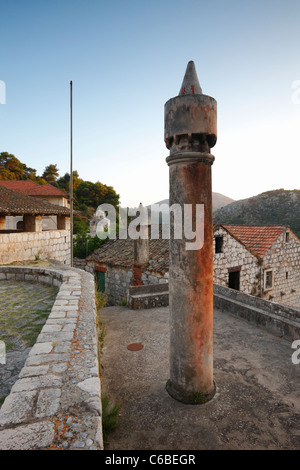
[149,192,234,212]
[213,189,300,238]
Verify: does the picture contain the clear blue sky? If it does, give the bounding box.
[1,0,300,207]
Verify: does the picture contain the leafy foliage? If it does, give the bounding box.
[75,180,119,209]
[101,395,121,447]
[73,230,106,259]
[41,164,59,183]
[0,152,46,183]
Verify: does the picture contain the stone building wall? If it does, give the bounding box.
[262,229,300,309]
[86,260,168,305]
[213,226,261,295]
[0,230,70,265]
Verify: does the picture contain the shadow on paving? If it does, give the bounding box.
[100,305,300,450]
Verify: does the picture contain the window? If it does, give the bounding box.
[215,236,223,254]
[265,270,273,290]
[286,271,289,280]
[286,232,289,243]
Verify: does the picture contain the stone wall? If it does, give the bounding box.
[262,229,300,309]
[0,266,103,450]
[213,226,260,294]
[86,261,169,305]
[0,230,70,265]
[128,283,169,309]
[214,283,300,341]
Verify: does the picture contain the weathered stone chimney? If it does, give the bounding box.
[165,61,217,403]
[132,203,149,286]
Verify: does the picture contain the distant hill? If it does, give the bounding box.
[149,192,234,212]
[213,189,300,238]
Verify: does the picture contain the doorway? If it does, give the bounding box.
[96,270,105,293]
[228,270,240,291]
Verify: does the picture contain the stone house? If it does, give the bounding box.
[81,219,300,310]
[213,224,300,310]
[0,185,71,265]
[0,180,68,230]
[85,235,169,305]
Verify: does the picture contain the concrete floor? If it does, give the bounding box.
[100,305,300,450]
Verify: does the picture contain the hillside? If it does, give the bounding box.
[149,192,234,212]
[213,189,300,238]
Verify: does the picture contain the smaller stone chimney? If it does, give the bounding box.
[132,203,149,286]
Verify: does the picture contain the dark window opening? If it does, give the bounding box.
[228,271,240,291]
[215,236,223,254]
[286,232,289,243]
[265,270,273,289]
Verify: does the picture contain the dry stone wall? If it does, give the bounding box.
[263,230,300,309]
[0,230,70,265]
[83,260,168,306]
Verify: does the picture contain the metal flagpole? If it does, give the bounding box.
[70,80,73,267]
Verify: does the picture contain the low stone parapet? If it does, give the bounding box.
[128,283,169,309]
[214,284,300,341]
[0,230,70,265]
[0,266,103,450]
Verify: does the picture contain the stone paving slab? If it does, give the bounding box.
[101,305,300,450]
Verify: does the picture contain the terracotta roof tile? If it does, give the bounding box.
[88,233,169,274]
[0,185,70,216]
[221,225,285,258]
[0,180,68,197]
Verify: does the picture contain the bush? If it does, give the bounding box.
[73,231,106,259]
[73,217,88,235]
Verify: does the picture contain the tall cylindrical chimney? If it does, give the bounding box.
[165,61,217,403]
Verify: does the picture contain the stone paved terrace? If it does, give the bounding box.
[0,280,58,399]
[0,266,102,450]
[101,305,300,450]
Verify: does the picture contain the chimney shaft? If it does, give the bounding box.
[164,61,217,404]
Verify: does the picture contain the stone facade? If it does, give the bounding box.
[0,230,71,265]
[213,225,300,311]
[213,226,260,294]
[128,283,169,309]
[85,260,168,306]
[263,229,300,308]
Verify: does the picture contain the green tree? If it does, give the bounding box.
[0,152,27,180]
[75,180,120,210]
[0,152,47,182]
[42,164,59,183]
[56,170,83,193]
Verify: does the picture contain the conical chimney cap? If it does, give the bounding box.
[179,61,202,96]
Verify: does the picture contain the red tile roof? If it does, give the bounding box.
[0,185,70,216]
[0,180,68,197]
[221,225,286,258]
[88,224,289,273]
